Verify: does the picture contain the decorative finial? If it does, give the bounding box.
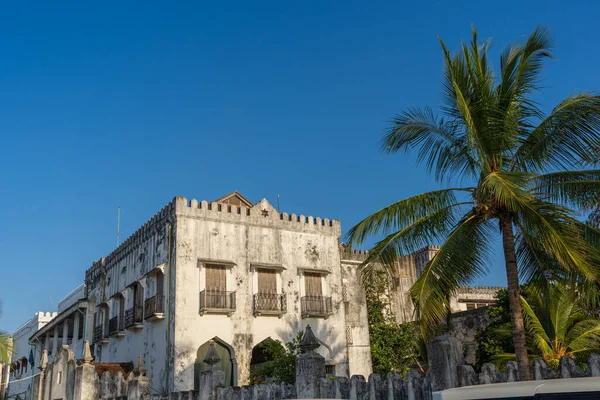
[203,341,222,366]
[39,349,48,370]
[134,356,147,377]
[300,325,321,353]
[261,209,269,217]
[80,341,94,364]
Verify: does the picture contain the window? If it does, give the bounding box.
[301,271,332,318]
[57,371,62,384]
[253,266,286,316]
[206,265,226,292]
[325,365,336,376]
[304,273,322,296]
[257,269,276,294]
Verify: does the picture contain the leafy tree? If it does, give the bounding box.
[365,271,424,375]
[249,331,303,384]
[0,301,12,364]
[347,26,600,380]
[484,284,600,370]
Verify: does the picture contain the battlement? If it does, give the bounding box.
[175,196,341,234]
[456,285,503,296]
[339,244,370,261]
[85,199,175,286]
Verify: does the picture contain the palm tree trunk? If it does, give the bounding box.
[500,218,531,381]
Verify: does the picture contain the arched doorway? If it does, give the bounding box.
[249,338,286,384]
[194,338,237,389]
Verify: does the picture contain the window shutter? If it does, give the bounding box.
[257,269,277,294]
[304,273,322,296]
[206,265,226,292]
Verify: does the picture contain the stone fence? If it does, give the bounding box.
[30,328,600,400]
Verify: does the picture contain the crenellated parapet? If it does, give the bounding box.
[85,199,175,290]
[456,286,504,296]
[175,196,341,235]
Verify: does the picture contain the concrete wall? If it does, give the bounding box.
[6,312,56,399]
[84,200,175,394]
[58,284,85,313]
[172,196,365,390]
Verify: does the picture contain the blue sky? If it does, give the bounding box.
[2,0,599,331]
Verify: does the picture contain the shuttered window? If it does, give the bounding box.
[206,265,226,292]
[257,269,277,294]
[304,273,323,296]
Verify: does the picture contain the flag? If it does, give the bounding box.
[29,349,35,368]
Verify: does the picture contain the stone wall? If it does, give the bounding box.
[35,331,600,400]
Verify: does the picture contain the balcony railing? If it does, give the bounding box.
[125,305,144,329]
[93,325,103,343]
[144,295,166,320]
[253,293,286,316]
[199,290,236,315]
[301,296,333,318]
[108,316,125,336]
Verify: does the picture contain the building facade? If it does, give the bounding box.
[26,192,372,394]
[3,311,56,400]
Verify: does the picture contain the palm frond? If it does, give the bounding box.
[410,212,493,336]
[532,170,600,212]
[345,188,472,246]
[356,201,473,282]
[520,296,553,356]
[512,93,600,172]
[383,107,478,182]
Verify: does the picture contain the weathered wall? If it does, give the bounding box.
[444,307,491,365]
[84,200,176,394]
[172,196,361,390]
[340,257,373,378]
[6,311,56,399]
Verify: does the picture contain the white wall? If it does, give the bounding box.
[172,197,356,391]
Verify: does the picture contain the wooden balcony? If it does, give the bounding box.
[144,295,165,321]
[199,290,236,316]
[108,316,125,337]
[253,293,286,317]
[301,296,333,318]
[125,305,144,329]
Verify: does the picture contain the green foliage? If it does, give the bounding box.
[346,26,600,378]
[0,300,13,364]
[365,272,424,376]
[477,284,600,370]
[249,331,303,384]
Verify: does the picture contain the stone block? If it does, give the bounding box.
[368,374,386,400]
[385,372,403,400]
[350,375,367,400]
[531,359,554,381]
[559,356,585,379]
[504,361,519,382]
[457,365,477,387]
[320,377,336,398]
[478,363,502,385]
[426,335,463,391]
[587,354,600,377]
[334,376,350,399]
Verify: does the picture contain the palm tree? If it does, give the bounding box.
[0,301,12,364]
[490,284,600,369]
[347,27,600,380]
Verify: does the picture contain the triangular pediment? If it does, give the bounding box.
[213,191,253,208]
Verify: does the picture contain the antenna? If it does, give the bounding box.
[277,194,281,213]
[116,206,121,247]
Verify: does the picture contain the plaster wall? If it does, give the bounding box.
[84,201,175,394]
[172,197,358,391]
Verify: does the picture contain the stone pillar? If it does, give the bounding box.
[74,341,98,400]
[295,325,325,399]
[127,356,150,400]
[52,326,59,357]
[426,334,463,392]
[62,320,70,345]
[73,313,80,346]
[32,349,48,400]
[199,342,225,400]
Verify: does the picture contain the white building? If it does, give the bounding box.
[27,192,373,394]
[3,311,56,400]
